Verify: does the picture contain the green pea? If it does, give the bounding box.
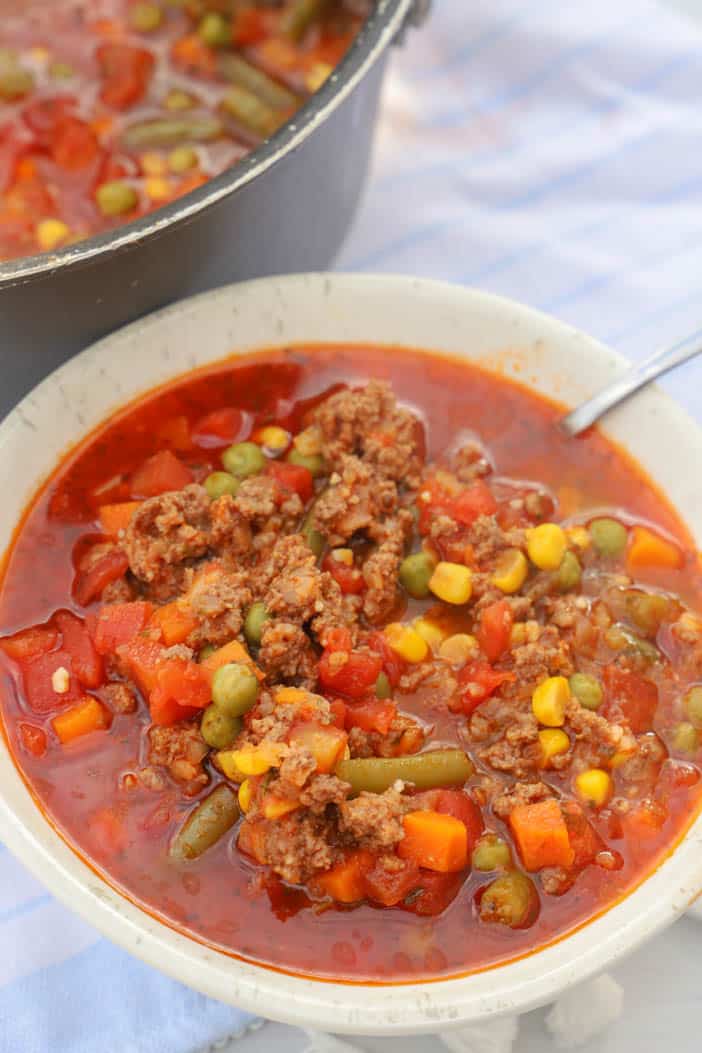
[199,644,217,661]
[684,686,702,729]
[0,66,34,101]
[168,145,198,173]
[222,441,265,479]
[399,551,435,599]
[198,12,231,46]
[212,662,259,717]
[375,672,391,700]
[624,590,671,637]
[201,704,241,749]
[556,550,581,592]
[95,180,138,217]
[204,471,239,499]
[129,2,163,31]
[472,833,511,872]
[301,511,324,558]
[569,672,603,710]
[286,448,326,478]
[243,602,270,647]
[165,89,196,111]
[672,721,699,754]
[589,518,628,558]
[49,61,74,80]
[479,871,538,929]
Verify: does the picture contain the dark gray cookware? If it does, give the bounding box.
[0,0,429,414]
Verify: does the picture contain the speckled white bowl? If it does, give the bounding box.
[0,274,701,1035]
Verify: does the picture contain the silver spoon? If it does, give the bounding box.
[559,327,702,437]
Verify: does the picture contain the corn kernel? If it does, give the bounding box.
[36,218,70,251]
[526,523,568,571]
[140,151,167,176]
[30,46,49,62]
[305,61,333,93]
[413,617,447,649]
[438,633,478,664]
[510,623,527,646]
[230,742,286,776]
[331,548,353,566]
[575,768,612,808]
[492,547,528,593]
[539,728,570,763]
[145,176,171,201]
[216,749,247,782]
[293,425,323,457]
[253,425,290,453]
[275,687,310,706]
[429,561,473,605]
[532,675,570,727]
[262,797,299,820]
[385,622,429,663]
[238,778,253,812]
[566,525,591,550]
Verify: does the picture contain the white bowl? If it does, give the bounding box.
[1,274,701,1034]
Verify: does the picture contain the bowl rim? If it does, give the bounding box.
[0,0,412,288]
[1,272,702,1035]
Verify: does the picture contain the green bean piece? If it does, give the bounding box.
[169,784,240,861]
[0,63,34,101]
[168,145,199,173]
[286,448,326,478]
[472,833,512,872]
[672,721,699,754]
[479,871,538,928]
[281,0,330,42]
[556,550,581,592]
[399,551,436,599]
[49,61,75,80]
[221,441,265,479]
[684,686,702,729]
[95,181,138,217]
[130,2,164,31]
[302,511,325,558]
[212,662,259,717]
[220,85,285,138]
[198,12,231,47]
[122,115,223,150]
[243,601,270,647]
[165,88,196,111]
[217,52,298,110]
[204,470,239,499]
[335,749,474,796]
[375,672,392,700]
[624,589,671,637]
[589,517,628,557]
[569,672,603,711]
[201,705,242,749]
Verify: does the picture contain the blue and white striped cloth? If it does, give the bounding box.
[3,1,702,1049]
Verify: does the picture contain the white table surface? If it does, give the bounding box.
[225,1,702,1048]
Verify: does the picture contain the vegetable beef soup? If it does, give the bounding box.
[0,0,369,262]
[1,345,702,982]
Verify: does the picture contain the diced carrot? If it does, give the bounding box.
[155,415,191,451]
[55,610,104,688]
[0,624,58,661]
[199,638,262,681]
[52,696,110,744]
[627,526,683,571]
[149,601,198,646]
[130,449,193,498]
[314,849,374,903]
[509,799,574,871]
[98,501,142,537]
[117,637,167,696]
[94,601,153,655]
[19,723,48,757]
[288,721,348,774]
[149,658,211,726]
[397,811,469,873]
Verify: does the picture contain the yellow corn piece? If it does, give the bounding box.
[229,742,287,776]
[539,728,570,763]
[238,778,254,813]
[492,548,528,594]
[574,768,612,808]
[293,425,322,456]
[217,749,247,782]
[263,796,300,820]
[532,676,570,727]
[438,633,478,663]
[566,525,591,550]
[305,61,333,93]
[253,425,290,452]
[36,218,70,251]
[144,176,171,201]
[429,562,473,605]
[385,623,429,663]
[526,523,568,570]
[140,151,167,176]
[413,617,447,649]
[331,548,353,566]
[275,687,310,706]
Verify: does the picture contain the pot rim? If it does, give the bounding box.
[0,0,413,288]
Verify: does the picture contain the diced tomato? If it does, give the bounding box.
[451,480,497,526]
[74,548,129,607]
[327,698,347,729]
[238,819,267,864]
[417,478,453,534]
[324,627,353,652]
[149,657,211,726]
[232,7,270,45]
[561,801,603,870]
[367,629,406,688]
[603,665,658,734]
[455,660,514,714]
[0,624,58,661]
[476,599,513,663]
[22,95,76,145]
[51,116,101,170]
[93,601,153,655]
[402,869,464,917]
[117,637,166,696]
[322,552,365,595]
[434,789,484,854]
[130,450,193,498]
[363,856,420,907]
[22,650,83,713]
[55,610,103,688]
[345,699,397,735]
[97,44,155,110]
[18,722,48,758]
[318,647,382,700]
[267,461,314,503]
[191,407,247,448]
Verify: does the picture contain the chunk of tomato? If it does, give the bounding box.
[367,630,406,688]
[345,699,397,736]
[322,552,365,595]
[73,548,129,607]
[51,116,100,170]
[23,650,83,713]
[130,450,193,498]
[363,856,420,907]
[267,461,314,504]
[402,869,464,917]
[97,44,154,110]
[117,637,167,696]
[434,789,484,854]
[0,624,58,661]
[55,610,103,688]
[191,407,247,448]
[476,599,513,663]
[451,480,497,526]
[318,647,382,700]
[149,658,211,726]
[603,665,658,733]
[93,601,154,655]
[455,660,514,714]
[19,722,48,758]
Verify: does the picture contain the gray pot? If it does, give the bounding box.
[0,0,428,414]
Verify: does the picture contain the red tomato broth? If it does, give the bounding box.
[0,343,701,982]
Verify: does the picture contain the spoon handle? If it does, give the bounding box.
[559,327,702,437]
